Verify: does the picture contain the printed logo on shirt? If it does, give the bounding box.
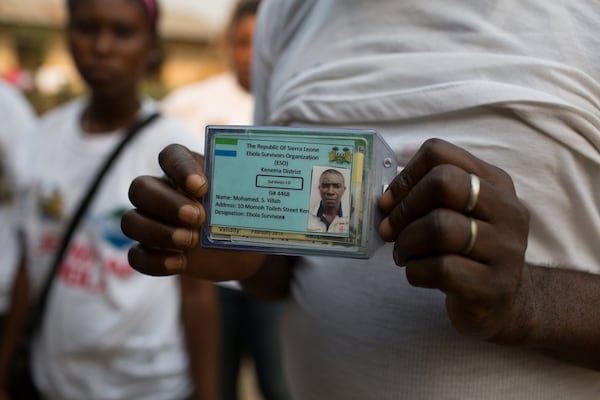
[98,207,135,249]
[58,238,136,292]
[36,183,63,220]
[57,208,136,292]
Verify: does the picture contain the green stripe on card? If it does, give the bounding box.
[215,138,238,145]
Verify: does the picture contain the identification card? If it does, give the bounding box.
[201,126,398,258]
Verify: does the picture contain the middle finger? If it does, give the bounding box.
[121,209,199,250]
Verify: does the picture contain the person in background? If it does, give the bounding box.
[163,2,292,399]
[161,0,255,146]
[0,81,37,332]
[0,1,219,399]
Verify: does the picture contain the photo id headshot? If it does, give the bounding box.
[307,166,351,235]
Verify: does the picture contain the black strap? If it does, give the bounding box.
[27,111,161,335]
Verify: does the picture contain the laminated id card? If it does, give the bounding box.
[201,126,398,258]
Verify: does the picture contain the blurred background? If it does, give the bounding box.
[0,0,237,114]
[0,1,263,398]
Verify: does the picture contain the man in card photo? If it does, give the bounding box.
[307,167,350,234]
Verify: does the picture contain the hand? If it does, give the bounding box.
[121,144,265,280]
[379,138,530,341]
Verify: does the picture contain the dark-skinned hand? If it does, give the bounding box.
[379,138,531,342]
[121,144,265,281]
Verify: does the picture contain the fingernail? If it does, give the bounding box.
[379,219,392,240]
[165,254,185,273]
[173,229,194,247]
[187,174,207,197]
[179,205,201,225]
[393,242,404,266]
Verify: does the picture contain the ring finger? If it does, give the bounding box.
[121,209,199,250]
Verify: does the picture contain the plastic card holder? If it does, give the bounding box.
[201,125,398,258]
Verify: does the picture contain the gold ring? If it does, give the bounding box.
[461,218,478,256]
[464,174,480,214]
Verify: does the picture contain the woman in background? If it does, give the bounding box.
[0,1,218,399]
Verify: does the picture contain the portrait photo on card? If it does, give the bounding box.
[307,166,351,236]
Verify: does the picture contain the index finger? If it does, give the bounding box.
[379,138,515,241]
[380,138,489,213]
[158,143,208,199]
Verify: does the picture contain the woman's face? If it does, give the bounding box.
[67,0,155,97]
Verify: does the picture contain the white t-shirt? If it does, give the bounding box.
[161,72,254,153]
[0,81,36,313]
[254,1,600,399]
[19,98,203,400]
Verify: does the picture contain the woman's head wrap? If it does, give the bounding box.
[67,0,160,34]
[142,0,160,34]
